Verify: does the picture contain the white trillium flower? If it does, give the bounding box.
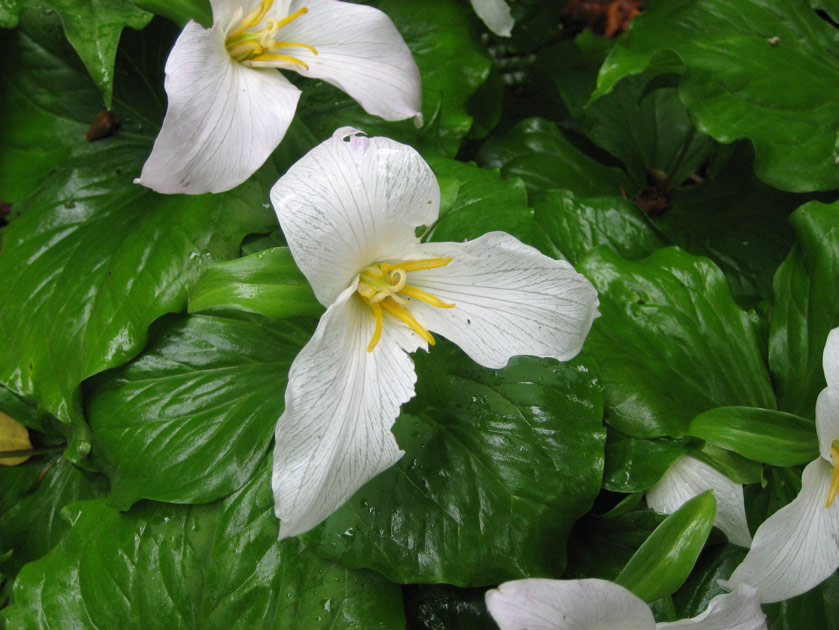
[469,0,515,37]
[268,127,600,539]
[721,327,839,603]
[647,455,752,548]
[136,0,421,195]
[485,578,767,630]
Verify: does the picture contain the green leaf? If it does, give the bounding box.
[688,406,818,467]
[548,34,715,187]
[133,0,211,27]
[603,436,694,493]
[531,190,663,266]
[298,0,491,157]
[0,16,275,458]
[593,0,839,192]
[579,247,776,438]
[477,117,633,196]
[87,312,310,508]
[764,574,839,630]
[0,385,62,436]
[188,248,323,320]
[0,456,108,578]
[425,157,555,255]
[615,491,717,603]
[302,348,605,586]
[566,510,661,581]
[769,200,839,417]
[651,146,802,304]
[694,443,762,486]
[4,460,405,630]
[672,543,747,617]
[403,585,493,630]
[0,3,152,108]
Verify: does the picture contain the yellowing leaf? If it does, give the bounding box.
[0,411,32,466]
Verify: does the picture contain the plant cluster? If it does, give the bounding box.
[1,0,838,628]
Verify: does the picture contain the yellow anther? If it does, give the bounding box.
[356,257,455,352]
[380,299,435,346]
[827,445,839,508]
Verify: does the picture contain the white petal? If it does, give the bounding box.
[135,21,301,194]
[485,578,655,630]
[270,128,439,306]
[816,387,839,463]
[646,455,752,548]
[279,0,422,123]
[823,328,839,390]
[272,283,426,540]
[403,232,599,369]
[657,584,766,630]
[469,0,515,37]
[721,458,839,603]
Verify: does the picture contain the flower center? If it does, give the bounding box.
[827,441,839,508]
[356,257,455,352]
[224,0,318,69]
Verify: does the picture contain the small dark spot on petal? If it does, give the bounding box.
[467,319,471,325]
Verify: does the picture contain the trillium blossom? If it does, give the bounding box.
[136,0,421,195]
[485,578,767,630]
[647,455,752,548]
[469,0,515,37]
[269,127,600,539]
[721,327,839,603]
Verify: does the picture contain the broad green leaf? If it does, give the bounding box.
[566,510,661,581]
[477,117,633,196]
[531,190,663,266]
[188,248,322,320]
[87,312,310,508]
[0,385,62,436]
[302,348,605,586]
[0,456,108,578]
[298,0,491,157]
[744,466,801,533]
[133,0,211,26]
[769,201,839,417]
[0,2,151,108]
[652,146,802,304]
[0,16,275,459]
[603,436,694,493]
[763,577,839,630]
[694,443,762,486]
[425,157,556,255]
[593,0,839,192]
[579,247,776,438]
[672,543,746,617]
[615,491,717,603]
[403,584,493,630]
[688,406,818,467]
[4,460,405,630]
[547,34,715,187]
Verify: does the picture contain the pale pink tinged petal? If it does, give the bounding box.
[657,584,766,630]
[135,21,300,194]
[823,328,839,390]
[721,458,839,603]
[816,388,839,463]
[272,284,426,540]
[485,578,655,630]
[270,128,439,306]
[402,232,599,369]
[469,0,515,37]
[279,0,422,123]
[647,456,752,548]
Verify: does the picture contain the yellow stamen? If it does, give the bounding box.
[380,299,435,346]
[367,301,384,352]
[224,2,316,69]
[827,445,839,508]
[247,53,309,69]
[399,284,455,309]
[387,257,453,273]
[356,257,455,352]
